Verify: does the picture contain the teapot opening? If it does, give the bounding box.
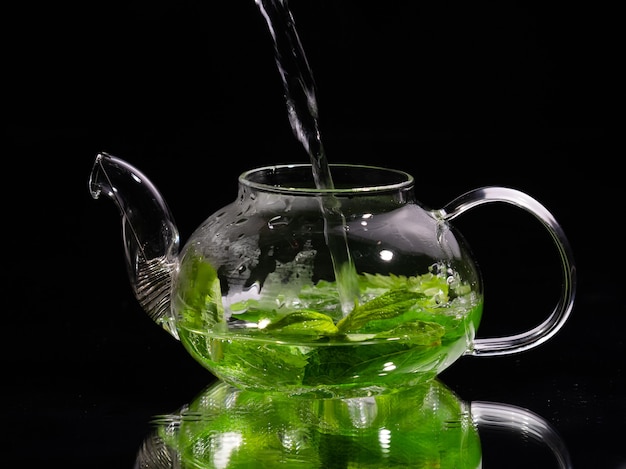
[240,163,414,193]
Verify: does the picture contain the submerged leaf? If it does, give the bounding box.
[178,255,223,326]
[374,320,445,345]
[336,289,425,333]
[263,310,339,336]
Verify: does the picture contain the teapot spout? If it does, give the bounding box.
[89,152,180,336]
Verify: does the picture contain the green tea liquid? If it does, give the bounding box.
[178,300,482,398]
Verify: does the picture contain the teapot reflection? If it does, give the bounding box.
[134,379,571,468]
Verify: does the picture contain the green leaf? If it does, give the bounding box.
[178,254,223,326]
[263,310,339,336]
[336,289,425,333]
[374,320,445,345]
[359,272,412,289]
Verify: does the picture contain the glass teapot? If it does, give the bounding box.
[89,152,576,398]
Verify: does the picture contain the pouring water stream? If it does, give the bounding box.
[255,0,359,314]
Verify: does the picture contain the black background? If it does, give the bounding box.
[5,1,621,467]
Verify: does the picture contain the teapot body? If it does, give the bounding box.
[90,154,575,399]
[170,164,483,397]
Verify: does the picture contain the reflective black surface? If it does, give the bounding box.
[6,2,620,467]
[133,379,573,468]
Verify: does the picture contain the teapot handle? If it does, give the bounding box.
[441,187,576,356]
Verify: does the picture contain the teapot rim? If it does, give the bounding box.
[239,163,414,194]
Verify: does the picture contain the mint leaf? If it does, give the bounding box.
[374,320,445,345]
[178,254,223,327]
[336,289,425,333]
[263,310,339,336]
